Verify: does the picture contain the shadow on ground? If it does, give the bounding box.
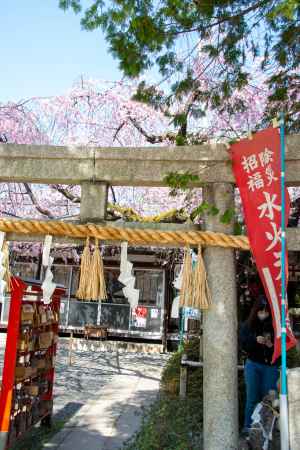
[45,387,159,450]
[0,338,168,450]
[11,402,83,450]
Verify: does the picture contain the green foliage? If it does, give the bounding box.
[234,221,244,235]
[60,0,300,133]
[163,171,200,195]
[164,170,241,226]
[268,0,299,20]
[161,338,202,396]
[123,340,203,450]
[59,0,81,13]
[123,395,203,450]
[190,202,219,221]
[287,345,300,368]
[220,207,236,224]
[11,419,66,450]
[123,338,249,450]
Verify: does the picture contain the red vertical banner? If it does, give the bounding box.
[230,127,297,361]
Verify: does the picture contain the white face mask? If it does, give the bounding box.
[257,311,269,321]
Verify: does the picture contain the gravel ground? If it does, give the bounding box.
[0,335,169,449]
[53,339,169,421]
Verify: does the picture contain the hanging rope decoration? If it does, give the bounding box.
[76,238,107,301]
[87,239,107,302]
[76,238,91,300]
[192,245,212,310]
[0,218,250,250]
[178,245,212,310]
[179,246,193,307]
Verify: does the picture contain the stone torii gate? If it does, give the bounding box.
[1,136,300,450]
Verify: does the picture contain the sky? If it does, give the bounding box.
[1,0,122,102]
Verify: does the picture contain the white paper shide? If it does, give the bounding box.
[171,264,183,319]
[118,242,139,308]
[41,235,56,304]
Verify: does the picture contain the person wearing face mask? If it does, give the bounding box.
[240,295,280,433]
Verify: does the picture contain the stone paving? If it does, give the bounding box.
[0,335,169,450]
[53,339,168,418]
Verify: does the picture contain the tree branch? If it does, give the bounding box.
[0,210,21,218]
[51,185,81,203]
[23,183,54,218]
[128,117,176,144]
[112,121,126,142]
[172,0,272,35]
[110,186,117,204]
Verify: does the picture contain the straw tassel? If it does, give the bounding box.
[87,239,107,302]
[179,246,193,307]
[193,245,212,310]
[76,238,91,300]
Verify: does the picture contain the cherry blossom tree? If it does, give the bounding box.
[0,69,273,222]
[0,79,176,219]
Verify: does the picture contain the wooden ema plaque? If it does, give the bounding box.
[0,277,65,450]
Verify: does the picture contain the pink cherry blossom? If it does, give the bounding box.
[0,74,273,220]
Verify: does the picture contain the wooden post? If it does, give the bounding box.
[68,331,73,366]
[199,314,203,361]
[198,335,203,361]
[180,354,188,399]
[162,269,169,353]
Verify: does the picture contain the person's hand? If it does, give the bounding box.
[265,337,273,348]
[256,336,266,344]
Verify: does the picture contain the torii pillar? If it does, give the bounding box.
[203,183,238,450]
[80,181,109,222]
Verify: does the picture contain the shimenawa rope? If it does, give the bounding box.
[0,218,250,250]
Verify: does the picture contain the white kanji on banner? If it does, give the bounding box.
[242,154,258,173]
[273,251,282,280]
[247,172,264,191]
[265,165,278,186]
[265,222,281,251]
[258,147,273,167]
[261,267,281,338]
[258,192,281,220]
